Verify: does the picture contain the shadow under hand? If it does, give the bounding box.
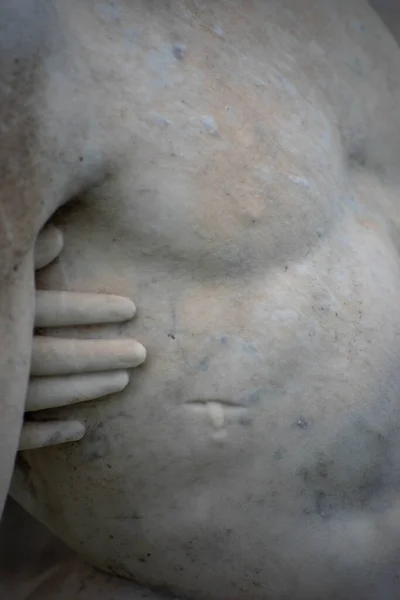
[0,497,73,600]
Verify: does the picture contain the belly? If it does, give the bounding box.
[14,207,400,599]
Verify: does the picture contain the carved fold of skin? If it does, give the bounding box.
[18,420,86,451]
[26,371,130,411]
[35,291,136,327]
[184,400,247,426]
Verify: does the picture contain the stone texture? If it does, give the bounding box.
[3,0,400,598]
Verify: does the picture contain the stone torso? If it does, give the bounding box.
[9,1,400,598]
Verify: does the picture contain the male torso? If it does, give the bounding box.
[5,1,400,598]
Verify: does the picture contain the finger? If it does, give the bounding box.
[26,370,129,411]
[34,225,64,270]
[31,337,146,376]
[18,420,85,451]
[35,291,136,328]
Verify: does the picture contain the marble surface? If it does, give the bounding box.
[3,1,400,599]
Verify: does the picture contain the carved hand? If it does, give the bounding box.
[19,225,146,451]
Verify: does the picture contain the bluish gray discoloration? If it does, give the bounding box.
[201,115,219,136]
[314,490,329,518]
[151,113,172,129]
[96,1,121,23]
[199,356,209,371]
[172,44,185,61]
[82,423,111,462]
[242,389,265,405]
[122,27,140,45]
[242,342,258,357]
[213,24,224,37]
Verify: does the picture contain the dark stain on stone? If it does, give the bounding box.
[172,44,185,61]
[296,417,308,429]
[243,389,264,405]
[316,459,329,479]
[83,423,111,462]
[348,140,367,167]
[199,356,209,371]
[274,447,285,460]
[315,490,329,518]
[298,467,310,483]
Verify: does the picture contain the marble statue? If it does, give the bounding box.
[22,224,146,451]
[2,0,400,598]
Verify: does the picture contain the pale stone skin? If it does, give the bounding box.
[4,0,400,598]
[0,223,145,502]
[0,0,145,510]
[0,0,114,516]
